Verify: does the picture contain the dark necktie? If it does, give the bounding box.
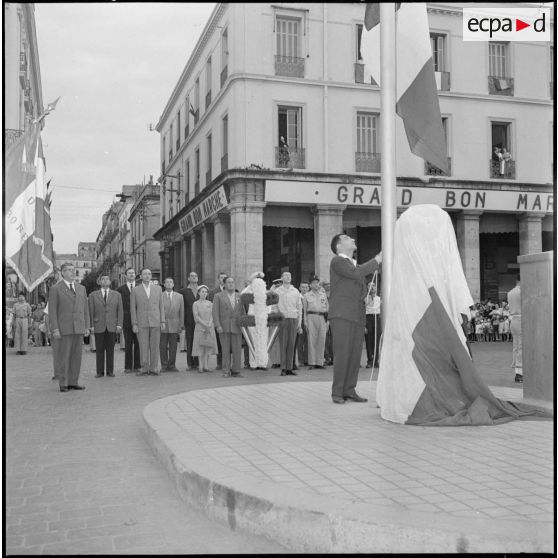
[70,283,75,294]
[103,290,107,303]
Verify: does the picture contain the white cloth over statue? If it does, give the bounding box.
[376,204,548,426]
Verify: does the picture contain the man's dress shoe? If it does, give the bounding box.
[344,394,368,402]
[60,387,69,392]
[331,396,345,404]
[107,373,115,377]
[95,374,104,378]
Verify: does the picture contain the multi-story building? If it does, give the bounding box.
[5,2,48,305]
[95,203,120,284]
[54,250,96,285]
[78,242,97,261]
[154,2,553,302]
[128,179,162,281]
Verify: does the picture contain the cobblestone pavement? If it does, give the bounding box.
[4,340,539,554]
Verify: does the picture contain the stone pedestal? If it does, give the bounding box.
[518,251,554,411]
[455,210,482,302]
[201,223,215,287]
[313,204,346,284]
[518,213,543,256]
[229,180,265,286]
[212,214,231,278]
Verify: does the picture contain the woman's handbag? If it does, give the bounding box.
[199,329,213,348]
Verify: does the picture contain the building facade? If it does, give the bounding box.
[128,180,162,281]
[54,251,96,284]
[154,2,554,301]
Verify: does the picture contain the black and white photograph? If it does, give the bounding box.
[4,1,554,554]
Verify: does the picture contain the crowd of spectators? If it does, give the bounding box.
[467,300,512,343]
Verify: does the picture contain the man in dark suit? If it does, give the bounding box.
[160,277,184,371]
[178,271,200,370]
[117,268,141,373]
[329,234,381,404]
[212,276,243,378]
[48,262,90,392]
[208,272,228,370]
[88,274,124,377]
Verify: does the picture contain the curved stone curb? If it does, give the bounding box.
[142,388,552,553]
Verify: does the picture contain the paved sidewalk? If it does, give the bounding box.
[142,347,554,553]
[5,346,289,555]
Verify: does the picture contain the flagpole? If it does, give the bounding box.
[380,3,397,329]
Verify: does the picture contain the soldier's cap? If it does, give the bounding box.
[309,276,320,283]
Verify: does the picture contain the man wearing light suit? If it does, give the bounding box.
[159,277,184,372]
[48,262,90,392]
[88,274,124,377]
[329,234,381,404]
[212,276,243,378]
[130,268,166,375]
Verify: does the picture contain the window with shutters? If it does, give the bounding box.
[490,121,515,178]
[488,43,513,95]
[221,27,228,87]
[355,112,380,172]
[205,56,212,109]
[221,114,228,173]
[354,24,377,85]
[275,16,304,77]
[430,33,450,90]
[176,110,181,150]
[206,133,212,186]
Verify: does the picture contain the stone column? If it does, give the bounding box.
[312,204,346,284]
[212,213,231,277]
[228,179,265,286]
[455,210,482,302]
[189,231,200,276]
[182,235,191,286]
[518,213,543,256]
[200,223,215,287]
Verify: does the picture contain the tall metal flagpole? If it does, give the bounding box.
[380,3,397,329]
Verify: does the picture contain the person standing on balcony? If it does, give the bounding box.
[500,146,511,176]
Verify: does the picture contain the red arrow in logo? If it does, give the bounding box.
[516,18,530,31]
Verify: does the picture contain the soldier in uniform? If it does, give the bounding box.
[304,276,329,369]
[13,292,32,355]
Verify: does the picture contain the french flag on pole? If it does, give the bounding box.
[361,3,450,175]
[5,123,55,291]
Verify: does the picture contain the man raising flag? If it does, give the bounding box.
[5,122,55,292]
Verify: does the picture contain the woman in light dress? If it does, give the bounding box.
[192,285,218,372]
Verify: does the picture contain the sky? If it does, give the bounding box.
[34,2,216,254]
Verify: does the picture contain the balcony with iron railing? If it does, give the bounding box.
[490,159,516,179]
[5,129,24,148]
[488,76,514,96]
[221,153,228,173]
[220,66,228,88]
[425,157,452,176]
[355,152,381,173]
[275,55,305,78]
[275,146,305,169]
[205,90,212,110]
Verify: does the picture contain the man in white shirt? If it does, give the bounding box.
[275,271,302,376]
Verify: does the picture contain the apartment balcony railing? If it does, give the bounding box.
[490,158,516,179]
[434,70,451,91]
[205,90,212,110]
[5,128,24,148]
[221,153,228,173]
[355,152,381,173]
[425,157,452,176]
[275,55,305,78]
[206,170,212,186]
[488,76,514,96]
[275,146,305,169]
[220,66,228,88]
[194,180,200,196]
[354,62,377,85]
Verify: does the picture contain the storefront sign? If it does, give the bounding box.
[178,186,228,235]
[265,180,553,214]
